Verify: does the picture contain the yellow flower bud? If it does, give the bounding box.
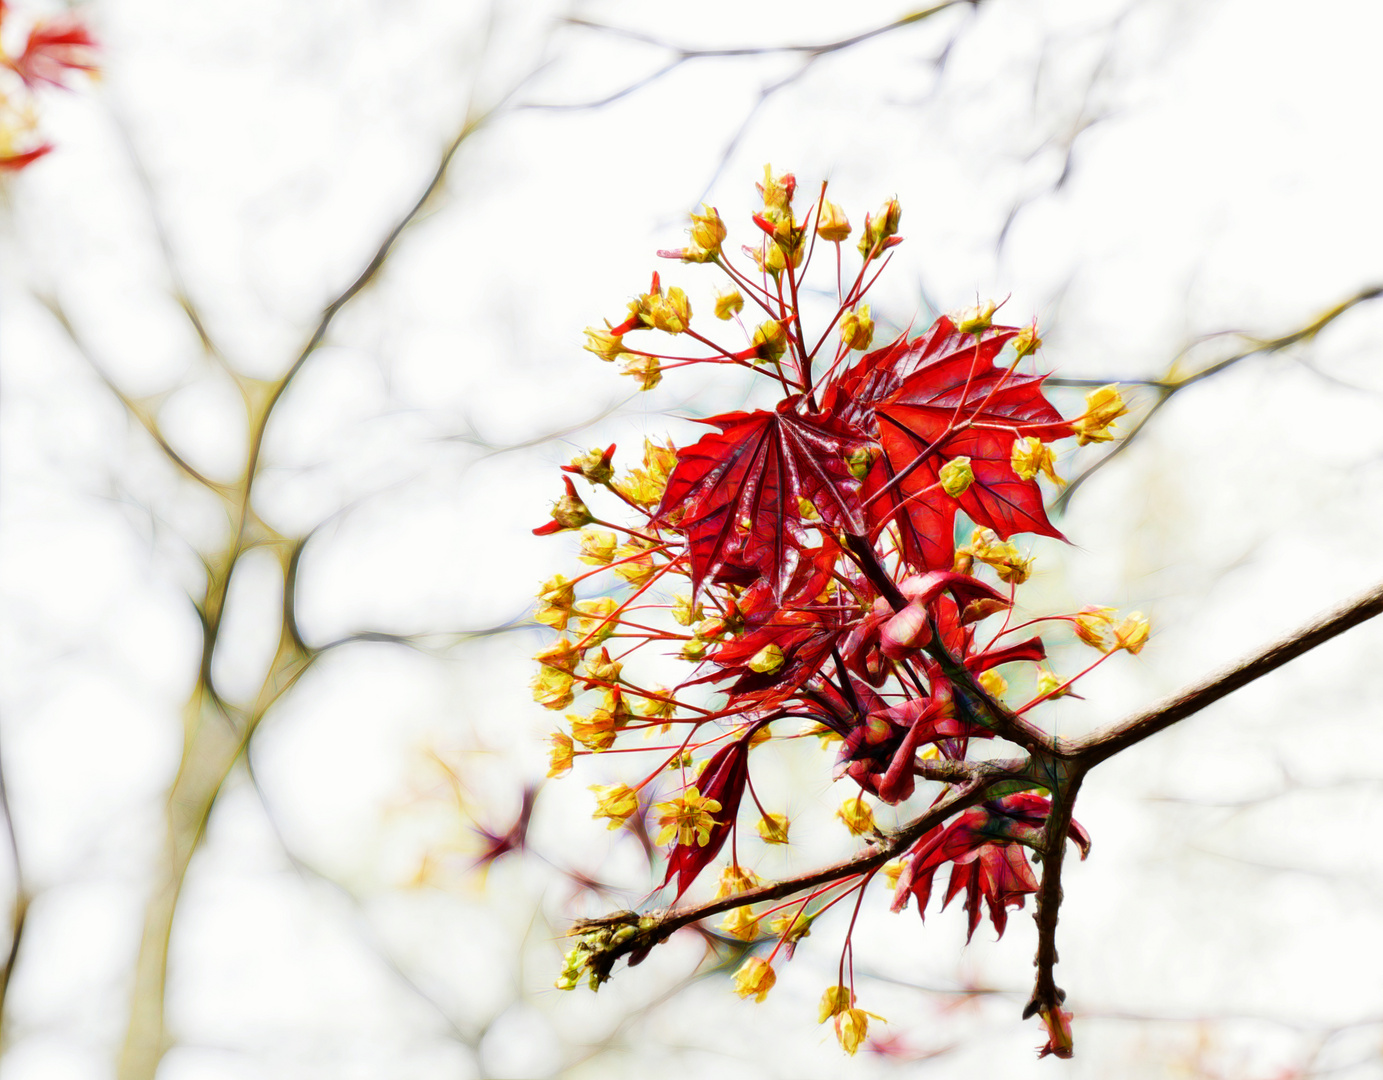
[534,636,582,673]
[531,666,575,710]
[954,299,998,334]
[612,541,656,585]
[978,670,1008,698]
[938,456,974,498]
[751,319,787,365]
[1113,612,1150,654]
[819,985,854,1023]
[815,199,851,241]
[839,305,875,351]
[748,643,785,674]
[881,860,906,889]
[1011,436,1065,485]
[1073,606,1117,652]
[689,205,727,258]
[719,905,760,941]
[1013,322,1042,358]
[714,286,745,320]
[836,1008,882,1056]
[1071,384,1129,446]
[836,796,875,836]
[1036,671,1070,698]
[569,711,616,751]
[547,731,574,777]
[621,353,662,391]
[858,197,902,259]
[535,574,575,630]
[583,326,628,362]
[578,528,618,565]
[732,956,776,1002]
[768,909,813,946]
[845,446,876,480]
[756,812,790,845]
[589,783,639,829]
[581,646,623,684]
[572,597,619,644]
[713,864,762,898]
[681,638,707,661]
[671,594,703,627]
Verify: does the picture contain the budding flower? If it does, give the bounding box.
[714,286,745,320]
[1011,436,1065,485]
[748,643,785,674]
[581,646,623,684]
[533,476,593,534]
[938,456,975,497]
[978,670,1008,698]
[578,528,618,565]
[719,905,760,941]
[836,1007,884,1056]
[1036,670,1071,699]
[732,956,776,1002]
[583,326,628,362]
[621,353,662,391]
[954,299,998,335]
[750,319,788,365]
[534,573,575,630]
[713,864,763,898]
[689,205,727,257]
[589,782,639,829]
[836,796,875,836]
[547,731,574,777]
[756,812,790,845]
[839,305,875,351]
[819,985,854,1024]
[654,785,722,846]
[1072,606,1117,651]
[814,199,851,242]
[1112,612,1150,654]
[756,164,797,218]
[858,197,902,259]
[1071,384,1129,445]
[845,446,876,480]
[564,444,616,486]
[531,666,575,710]
[1013,322,1042,358]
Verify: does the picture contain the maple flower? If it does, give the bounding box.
[581,646,622,684]
[1013,322,1043,358]
[1071,384,1128,445]
[836,1008,885,1056]
[732,956,776,1002]
[1035,671,1071,699]
[814,199,851,241]
[938,456,975,498]
[713,863,762,898]
[818,984,853,1023]
[654,785,722,846]
[748,643,785,674]
[533,477,593,534]
[836,796,875,836]
[572,597,619,644]
[750,319,787,364]
[531,665,575,710]
[714,286,745,320]
[690,205,727,256]
[978,670,1008,698]
[621,353,662,390]
[582,327,628,362]
[534,636,582,673]
[1011,437,1064,485]
[534,574,575,630]
[589,783,639,829]
[578,528,618,565]
[1112,611,1150,654]
[719,904,760,941]
[564,444,616,486]
[756,812,790,844]
[1072,606,1117,651]
[547,731,574,777]
[769,910,813,955]
[954,299,999,334]
[839,306,875,351]
[858,196,902,258]
[569,711,617,751]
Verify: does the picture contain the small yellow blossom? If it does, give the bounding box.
[769,909,813,947]
[1073,606,1117,652]
[569,711,617,752]
[612,541,656,586]
[531,666,575,710]
[681,638,708,661]
[819,985,854,1024]
[1036,671,1070,698]
[858,197,902,259]
[1112,612,1150,654]
[978,669,1008,698]
[963,527,1033,585]
[845,446,876,480]
[672,594,704,627]
[882,860,907,889]
[535,574,575,630]
[954,299,998,335]
[581,646,623,684]
[719,904,760,941]
[836,1007,884,1056]
[748,643,785,674]
[567,446,615,485]
[751,320,787,365]
[836,796,875,836]
[1011,436,1065,485]
[637,686,676,720]
[535,636,582,673]
[797,495,820,521]
[756,812,790,845]
[589,783,639,829]
[547,731,574,777]
[938,456,974,498]
[757,164,795,217]
[614,437,678,505]
[578,528,618,565]
[689,205,727,259]
[583,326,628,362]
[714,286,745,320]
[654,785,722,847]
[621,353,662,391]
[839,305,874,351]
[1013,322,1042,358]
[732,956,776,1002]
[815,199,851,241]
[572,598,619,644]
[1071,384,1128,446]
[714,864,763,899]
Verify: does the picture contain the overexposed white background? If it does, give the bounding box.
[4,0,1383,1076]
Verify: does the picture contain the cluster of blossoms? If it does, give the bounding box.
[534,167,1140,1057]
[0,1,96,171]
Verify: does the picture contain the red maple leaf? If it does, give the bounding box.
[846,318,1070,570]
[657,396,866,596]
